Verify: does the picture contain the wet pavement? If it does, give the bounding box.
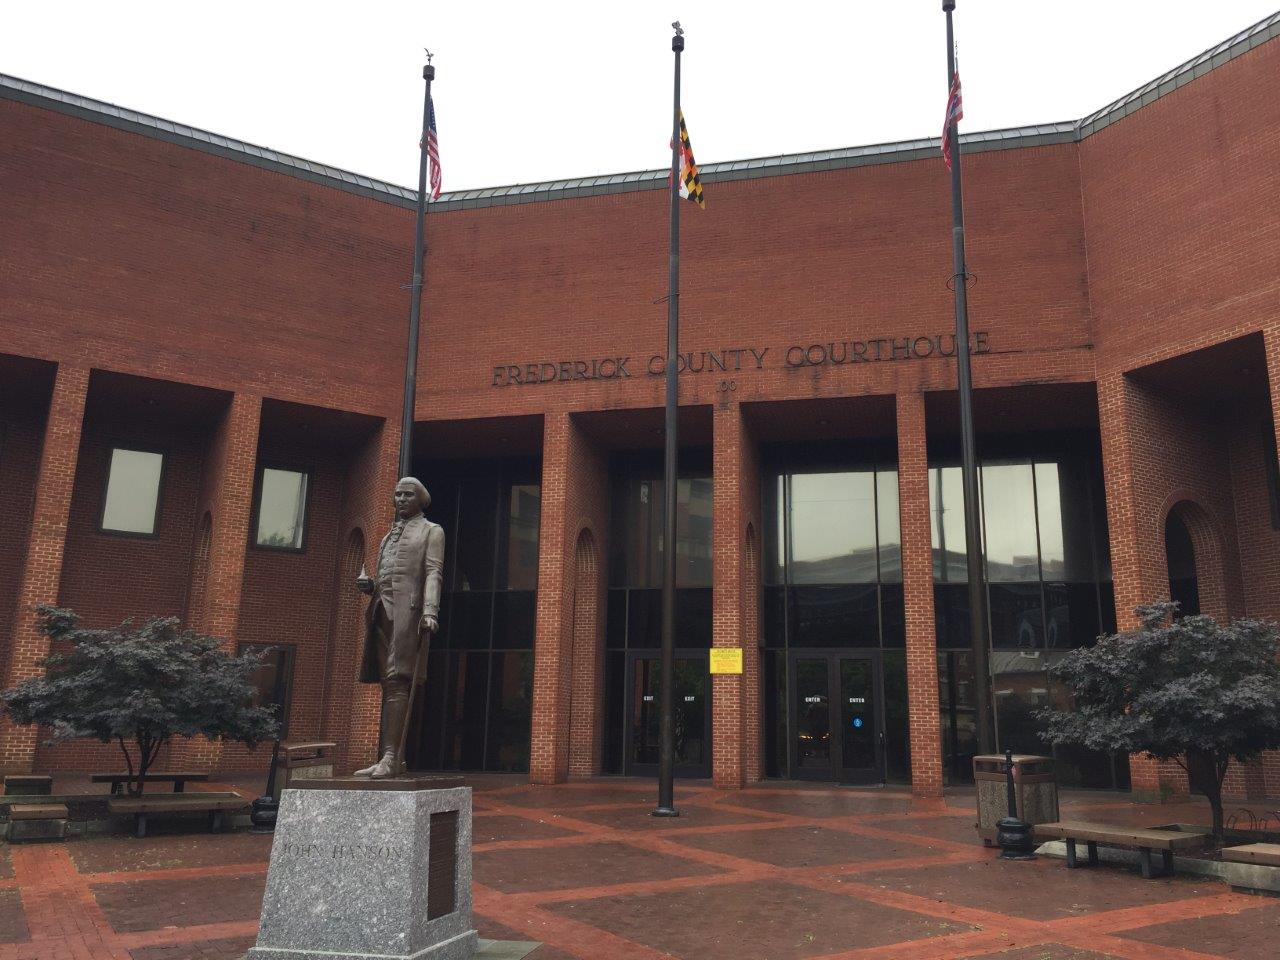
[0,776,1277,959]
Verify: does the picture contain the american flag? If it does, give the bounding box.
[425,95,442,199]
[941,70,963,171]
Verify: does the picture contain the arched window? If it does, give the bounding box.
[1165,511,1200,617]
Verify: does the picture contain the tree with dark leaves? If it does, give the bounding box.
[1039,601,1280,843]
[1,606,279,796]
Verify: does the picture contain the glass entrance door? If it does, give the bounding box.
[788,651,883,783]
[625,651,711,779]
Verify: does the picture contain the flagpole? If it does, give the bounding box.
[654,21,684,819]
[399,58,435,478]
[942,1,994,755]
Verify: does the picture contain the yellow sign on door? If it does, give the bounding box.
[709,648,743,675]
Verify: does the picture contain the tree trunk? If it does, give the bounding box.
[1184,749,1228,846]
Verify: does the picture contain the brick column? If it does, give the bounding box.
[324,419,398,773]
[1097,374,1188,800]
[0,365,89,772]
[178,393,261,771]
[530,413,607,784]
[710,402,762,789]
[896,392,943,797]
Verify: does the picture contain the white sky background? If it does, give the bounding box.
[3,1,1276,193]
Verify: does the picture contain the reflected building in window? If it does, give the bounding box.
[928,443,1126,789]
[406,462,541,774]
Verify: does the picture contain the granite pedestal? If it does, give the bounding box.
[248,784,476,960]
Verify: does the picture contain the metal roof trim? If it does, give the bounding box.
[3,10,1278,211]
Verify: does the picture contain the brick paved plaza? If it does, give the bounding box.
[1,778,1278,959]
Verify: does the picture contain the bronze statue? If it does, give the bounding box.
[354,477,445,778]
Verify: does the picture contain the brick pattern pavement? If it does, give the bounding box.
[0,781,1278,959]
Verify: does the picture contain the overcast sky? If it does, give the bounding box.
[4,1,1276,193]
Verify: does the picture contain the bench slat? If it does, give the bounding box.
[91,772,209,782]
[1222,843,1280,867]
[10,803,69,820]
[107,796,246,814]
[1035,820,1207,851]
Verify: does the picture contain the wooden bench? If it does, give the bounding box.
[3,775,53,796]
[1222,843,1280,867]
[91,771,209,795]
[6,802,70,842]
[1035,821,1208,879]
[107,794,247,839]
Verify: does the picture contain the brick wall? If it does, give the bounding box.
[0,395,47,672]
[37,413,204,771]
[0,366,88,771]
[530,413,608,784]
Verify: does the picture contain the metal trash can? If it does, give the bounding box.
[273,741,336,800]
[973,754,1058,845]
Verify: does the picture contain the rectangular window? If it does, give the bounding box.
[101,447,164,535]
[241,643,293,738]
[254,467,309,550]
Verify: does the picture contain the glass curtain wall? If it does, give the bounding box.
[408,461,540,773]
[602,455,713,774]
[930,450,1125,788]
[762,464,909,783]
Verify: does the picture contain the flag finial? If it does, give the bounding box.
[424,48,433,64]
[672,21,684,37]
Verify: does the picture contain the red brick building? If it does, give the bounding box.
[3,14,1279,801]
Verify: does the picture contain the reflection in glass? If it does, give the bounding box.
[764,474,786,585]
[255,467,308,549]
[1034,463,1065,578]
[456,478,498,590]
[839,659,876,771]
[610,474,713,589]
[981,463,1039,582]
[989,583,1044,649]
[938,650,978,783]
[934,583,971,650]
[503,484,541,589]
[789,585,879,647]
[408,469,541,774]
[764,651,788,777]
[795,659,830,768]
[628,657,708,769]
[103,448,164,535]
[879,584,905,648]
[602,651,626,774]
[485,651,533,771]
[876,470,902,582]
[241,643,292,738]
[882,652,910,782]
[930,466,967,581]
[491,591,536,649]
[790,473,877,583]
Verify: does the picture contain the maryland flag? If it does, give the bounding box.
[674,111,705,208]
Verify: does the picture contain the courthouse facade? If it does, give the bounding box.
[3,14,1280,799]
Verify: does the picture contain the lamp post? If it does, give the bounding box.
[996,747,1036,860]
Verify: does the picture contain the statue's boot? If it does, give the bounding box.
[353,679,410,779]
[353,749,396,779]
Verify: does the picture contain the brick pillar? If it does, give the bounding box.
[178,393,261,771]
[1097,374,1185,800]
[326,420,398,773]
[897,392,943,797]
[710,402,762,789]
[0,365,89,772]
[530,413,607,784]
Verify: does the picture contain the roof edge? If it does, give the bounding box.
[3,9,1277,211]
